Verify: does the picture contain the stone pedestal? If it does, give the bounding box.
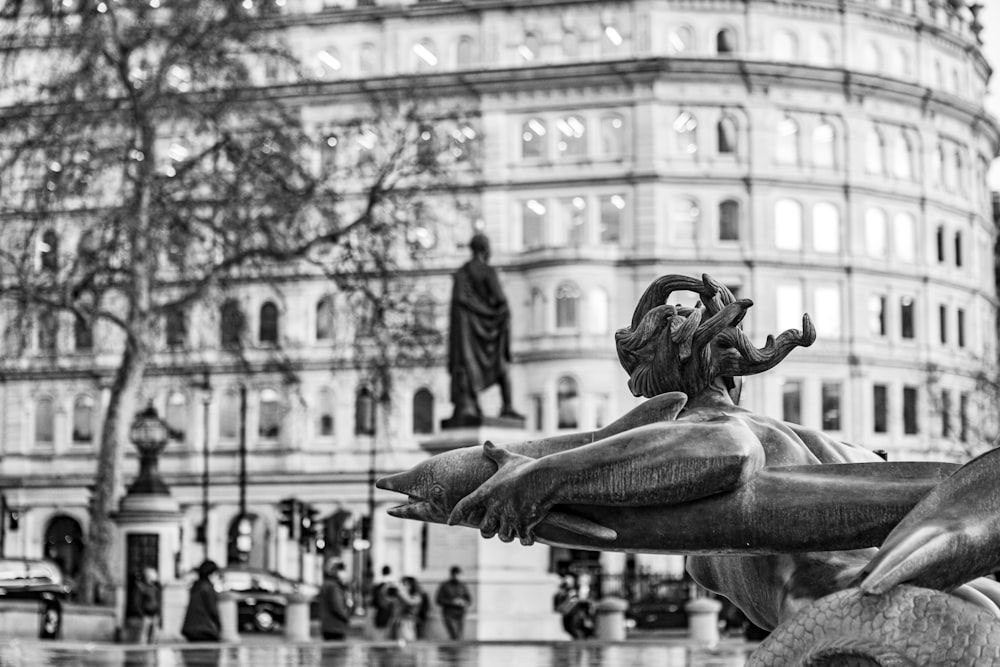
[284,592,312,641]
[218,591,240,642]
[686,596,722,645]
[595,597,628,640]
[420,425,562,641]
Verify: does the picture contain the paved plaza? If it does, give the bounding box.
[0,639,755,667]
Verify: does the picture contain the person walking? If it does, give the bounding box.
[181,560,222,642]
[435,566,471,640]
[124,567,161,643]
[319,561,352,641]
[370,565,397,640]
[390,576,422,641]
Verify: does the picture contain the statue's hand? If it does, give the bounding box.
[448,441,549,546]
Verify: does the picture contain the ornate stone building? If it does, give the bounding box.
[1,0,996,614]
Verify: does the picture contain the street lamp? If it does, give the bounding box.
[197,374,212,558]
[128,402,171,495]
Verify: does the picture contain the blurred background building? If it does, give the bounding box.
[0,0,996,625]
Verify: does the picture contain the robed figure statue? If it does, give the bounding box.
[446,233,522,426]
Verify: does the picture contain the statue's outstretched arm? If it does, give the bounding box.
[448,417,764,544]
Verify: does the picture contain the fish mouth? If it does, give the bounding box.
[386,496,447,524]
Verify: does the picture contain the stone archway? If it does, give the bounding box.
[44,515,84,582]
[227,514,270,570]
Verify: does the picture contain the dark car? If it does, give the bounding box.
[626,580,689,630]
[0,558,72,638]
[215,567,318,633]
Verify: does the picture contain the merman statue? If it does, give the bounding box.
[379,274,1000,665]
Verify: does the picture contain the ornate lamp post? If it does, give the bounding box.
[127,402,170,495]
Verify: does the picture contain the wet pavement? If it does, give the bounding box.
[0,639,755,667]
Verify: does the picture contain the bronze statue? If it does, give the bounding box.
[445,233,522,426]
[380,273,1000,664]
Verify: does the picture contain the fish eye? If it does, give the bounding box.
[431,483,444,497]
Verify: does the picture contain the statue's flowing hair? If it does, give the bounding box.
[615,274,816,398]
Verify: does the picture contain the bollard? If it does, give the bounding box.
[685,596,722,645]
[284,592,312,642]
[594,597,628,641]
[218,591,240,642]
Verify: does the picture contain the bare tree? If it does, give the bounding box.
[0,1,475,603]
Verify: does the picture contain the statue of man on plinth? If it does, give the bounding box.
[445,233,522,427]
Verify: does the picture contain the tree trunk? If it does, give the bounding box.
[75,332,149,605]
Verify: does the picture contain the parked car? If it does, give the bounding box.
[0,558,72,638]
[625,580,689,630]
[213,567,318,633]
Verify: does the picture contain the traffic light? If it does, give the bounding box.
[300,502,320,549]
[278,497,298,541]
[324,510,354,556]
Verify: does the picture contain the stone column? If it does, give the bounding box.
[594,597,628,640]
[283,592,312,641]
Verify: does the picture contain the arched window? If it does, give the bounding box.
[557,377,579,429]
[520,32,540,61]
[599,194,625,244]
[812,122,835,168]
[865,208,888,258]
[44,516,83,580]
[316,296,335,341]
[866,129,885,175]
[521,118,547,160]
[413,388,434,435]
[954,149,965,193]
[355,386,375,436]
[674,111,698,155]
[935,143,947,186]
[716,28,736,54]
[890,47,911,78]
[39,230,59,273]
[556,115,586,157]
[165,307,186,348]
[38,310,58,354]
[810,34,835,66]
[530,288,545,334]
[600,114,625,156]
[314,47,342,79]
[414,294,436,332]
[36,397,54,445]
[557,197,587,247]
[717,116,737,154]
[259,388,281,439]
[933,59,944,89]
[772,30,798,61]
[74,315,92,352]
[667,26,692,54]
[220,390,240,440]
[894,132,914,180]
[719,200,740,241]
[522,199,547,249]
[863,43,883,73]
[227,513,266,569]
[456,36,475,66]
[673,198,700,242]
[317,388,335,437]
[812,203,840,253]
[72,394,94,444]
[259,302,279,345]
[562,30,581,58]
[555,282,581,330]
[774,199,803,250]
[220,299,244,348]
[775,116,799,164]
[894,213,916,262]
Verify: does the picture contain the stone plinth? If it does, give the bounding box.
[419,425,562,641]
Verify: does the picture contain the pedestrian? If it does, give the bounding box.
[124,566,161,644]
[181,560,222,642]
[434,565,471,640]
[409,577,431,639]
[319,561,352,641]
[370,565,396,639]
[390,576,422,641]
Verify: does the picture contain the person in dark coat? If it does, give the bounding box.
[446,233,522,424]
[182,560,221,642]
[434,566,472,640]
[319,561,352,640]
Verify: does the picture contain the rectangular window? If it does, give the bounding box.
[941,389,951,437]
[782,379,802,425]
[939,304,947,344]
[903,386,918,435]
[957,308,966,348]
[521,200,547,249]
[821,382,841,431]
[936,226,945,263]
[955,231,963,267]
[599,195,624,244]
[719,200,740,241]
[873,384,888,434]
[559,197,587,247]
[869,294,886,337]
[776,285,803,333]
[960,392,969,443]
[814,286,841,339]
[900,296,915,339]
[531,394,544,431]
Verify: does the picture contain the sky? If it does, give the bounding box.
[979,3,1000,188]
